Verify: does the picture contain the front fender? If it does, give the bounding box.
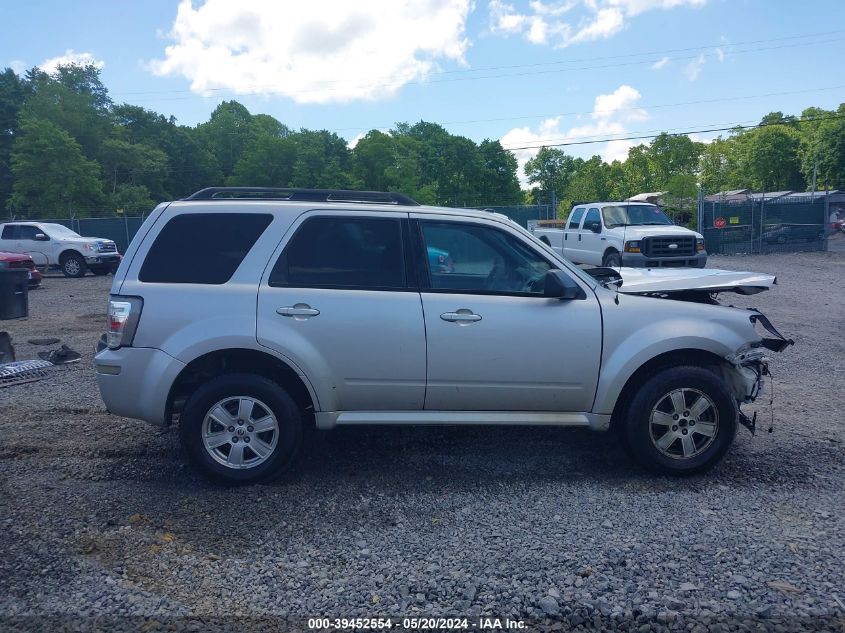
[592,293,760,414]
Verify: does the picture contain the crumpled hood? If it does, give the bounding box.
[615,267,776,295]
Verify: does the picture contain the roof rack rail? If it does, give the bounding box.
[183,187,420,206]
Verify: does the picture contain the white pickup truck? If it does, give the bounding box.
[529,202,707,268]
[0,221,122,278]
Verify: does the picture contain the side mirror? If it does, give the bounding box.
[34,233,49,241]
[544,269,584,300]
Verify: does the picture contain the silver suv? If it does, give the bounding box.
[95,188,791,484]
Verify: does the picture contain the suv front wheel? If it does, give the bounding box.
[180,373,303,484]
[622,366,737,475]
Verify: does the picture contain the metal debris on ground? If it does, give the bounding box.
[0,331,14,362]
[37,345,81,365]
[0,359,54,388]
[28,337,61,346]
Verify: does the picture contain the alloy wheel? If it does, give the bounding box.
[649,388,719,460]
[201,396,279,469]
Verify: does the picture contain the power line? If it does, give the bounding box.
[116,34,844,103]
[502,112,845,151]
[112,29,844,97]
[329,85,845,134]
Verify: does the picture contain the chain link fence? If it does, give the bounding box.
[700,194,829,255]
[8,216,147,254]
[470,204,555,228]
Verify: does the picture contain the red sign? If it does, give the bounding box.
[714,216,727,229]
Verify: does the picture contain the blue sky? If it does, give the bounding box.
[3,0,844,179]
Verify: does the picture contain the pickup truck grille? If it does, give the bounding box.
[98,242,117,253]
[642,236,695,257]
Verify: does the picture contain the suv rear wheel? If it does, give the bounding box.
[622,366,737,475]
[180,373,303,484]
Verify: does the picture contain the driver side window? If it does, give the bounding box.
[420,222,551,295]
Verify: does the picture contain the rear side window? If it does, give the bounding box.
[269,216,405,289]
[1,225,18,239]
[568,208,585,229]
[139,213,272,284]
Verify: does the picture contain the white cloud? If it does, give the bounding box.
[650,56,669,70]
[488,0,706,47]
[149,0,473,104]
[684,53,706,81]
[500,84,647,184]
[347,132,368,150]
[605,0,707,16]
[39,50,104,74]
[9,60,27,75]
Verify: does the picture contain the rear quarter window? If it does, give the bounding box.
[139,213,272,284]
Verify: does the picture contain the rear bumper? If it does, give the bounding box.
[621,252,707,268]
[95,347,185,425]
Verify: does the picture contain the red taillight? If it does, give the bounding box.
[106,297,142,349]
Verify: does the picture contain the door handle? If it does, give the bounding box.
[578,234,582,241]
[440,311,482,323]
[600,237,606,241]
[277,305,320,318]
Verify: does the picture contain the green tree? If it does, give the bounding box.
[524,147,578,208]
[0,68,29,209]
[109,184,155,214]
[477,139,522,205]
[646,133,703,185]
[289,129,355,188]
[99,137,168,198]
[23,64,111,158]
[8,115,102,215]
[698,137,739,193]
[196,101,253,178]
[734,125,804,191]
[228,135,296,187]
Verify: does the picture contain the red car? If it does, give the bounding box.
[0,251,42,288]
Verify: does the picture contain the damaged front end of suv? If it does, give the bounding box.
[589,266,794,436]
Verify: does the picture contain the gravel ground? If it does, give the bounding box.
[0,253,843,633]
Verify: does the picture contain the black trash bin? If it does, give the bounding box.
[0,269,29,320]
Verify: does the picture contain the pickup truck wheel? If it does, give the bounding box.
[180,373,303,485]
[602,251,622,267]
[623,366,737,475]
[60,253,86,278]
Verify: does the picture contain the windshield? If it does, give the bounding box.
[602,205,672,228]
[43,224,81,238]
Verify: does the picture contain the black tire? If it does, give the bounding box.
[60,252,86,278]
[602,251,622,267]
[622,366,737,475]
[179,373,303,485]
[90,266,110,276]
